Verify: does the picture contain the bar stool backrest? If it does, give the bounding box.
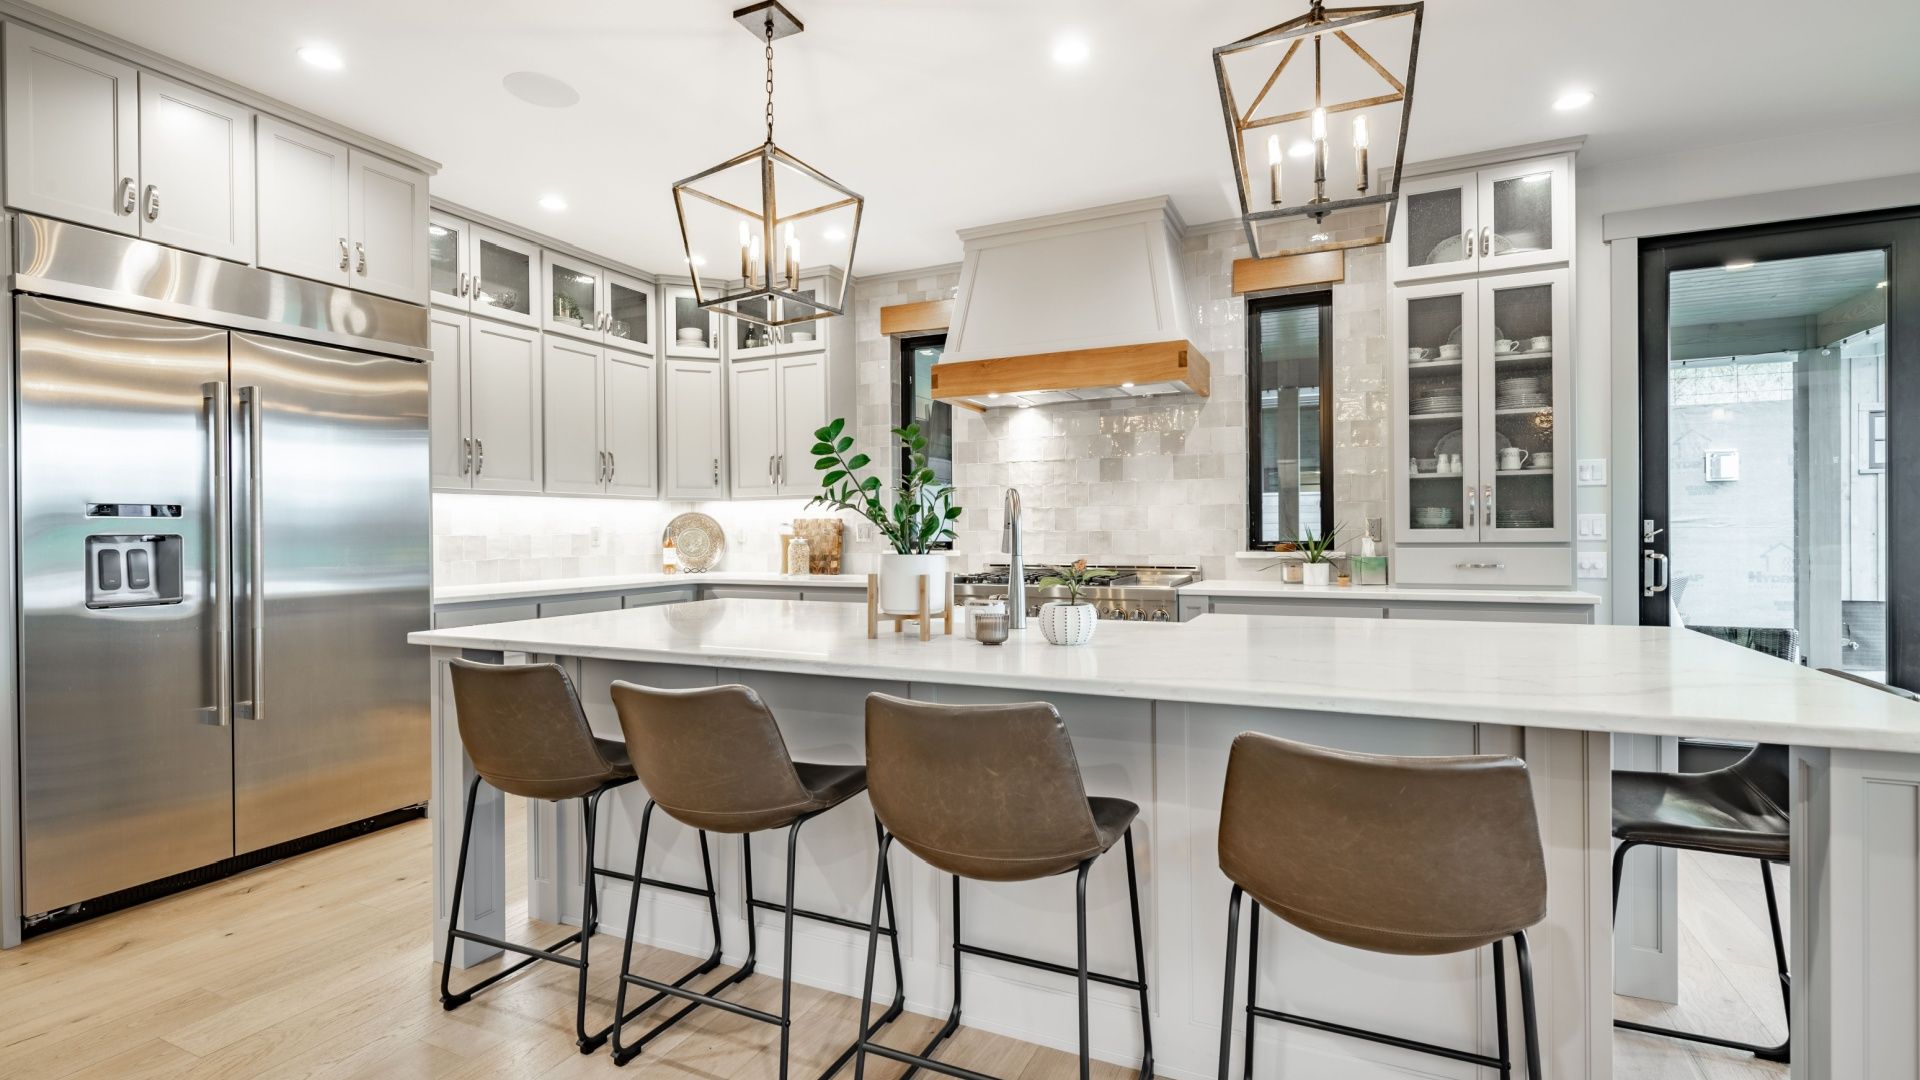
[609,682,814,833]
[864,692,1103,882]
[1218,732,1547,956]
[449,660,623,801]
[1728,744,1789,816]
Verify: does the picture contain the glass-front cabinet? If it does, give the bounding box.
[427,214,539,329]
[1391,153,1573,283]
[604,272,651,353]
[427,212,470,309]
[1394,268,1570,543]
[543,254,655,354]
[664,282,721,359]
[727,276,834,361]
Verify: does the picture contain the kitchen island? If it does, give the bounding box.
[410,600,1920,1080]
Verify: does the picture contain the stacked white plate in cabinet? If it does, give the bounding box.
[1410,386,1463,415]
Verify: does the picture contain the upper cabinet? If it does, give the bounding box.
[727,273,837,361]
[663,282,722,359]
[4,25,254,262]
[1390,153,1572,283]
[428,211,539,328]
[256,116,429,302]
[542,252,654,353]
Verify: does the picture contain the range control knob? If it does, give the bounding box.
[1127,609,1146,621]
[1151,609,1171,622]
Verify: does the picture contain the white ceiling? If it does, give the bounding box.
[36,0,1920,275]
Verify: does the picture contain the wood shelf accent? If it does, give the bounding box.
[879,298,952,336]
[1232,249,1346,295]
[930,340,1210,403]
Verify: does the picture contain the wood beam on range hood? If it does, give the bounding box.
[878,298,952,336]
[930,339,1210,409]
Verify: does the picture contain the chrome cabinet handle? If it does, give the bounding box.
[143,185,160,222]
[474,438,484,476]
[1456,562,1506,570]
[203,381,231,727]
[460,436,472,476]
[118,177,137,215]
[712,458,720,485]
[1481,226,1491,257]
[456,272,470,298]
[607,452,615,482]
[768,455,774,482]
[1483,484,1494,527]
[338,237,350,271]
[239,386,266,723]
[776,453,784,484]
[355,241,367,275]
[1465,487,1476,529]
[1643,551,1670,597]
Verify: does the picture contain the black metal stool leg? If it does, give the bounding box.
[577,790,605,1052]
[1492,938,1512,1078]
[1514,931,1543,1079]
[1074,859,1093,1080]
[777,817,805,1080]
[609,802,735,1065]
[440,774,483,1009]
[1121,829,1154,1080]
[853,831,896,1080]
[1242,896,1258,1080]
[1216,885,1243,1080]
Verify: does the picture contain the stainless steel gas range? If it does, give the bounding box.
[952,564,1201,622]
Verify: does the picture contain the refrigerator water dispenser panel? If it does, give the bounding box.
[85,534,183,608]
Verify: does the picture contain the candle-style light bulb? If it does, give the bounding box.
[1311,106,1327,143]
[783,224,799,290]
[1266,133,1283,206]
[748,235,763,285]
[1310,107,1328,196]
[1353,114,1370,194]
[739,220,752,281]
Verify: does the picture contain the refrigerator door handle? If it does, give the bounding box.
[202,381,231,727]
[239,385,267,722]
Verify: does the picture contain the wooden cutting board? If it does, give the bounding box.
[790,518,844,574]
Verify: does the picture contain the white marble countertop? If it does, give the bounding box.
[434,571,871,606]
[1179,579,1602,605]
[409,598,1920,752]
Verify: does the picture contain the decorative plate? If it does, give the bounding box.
[665,512,726,572]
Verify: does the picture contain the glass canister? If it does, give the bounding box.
[971,600,1009,645]
[785,536,812,577]
[1280,559,1304,584]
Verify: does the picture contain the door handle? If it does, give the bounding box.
[456,272,470,298]
[1465,487,1476,529]
[338,237,350,271]
[202,382,231,727]
[474,438,484,476]
[1481,226,1491,258]
[712,457,720,486]
[143,185,161,222]
[355,241,367,275]
[118,176,137,215]
[768,455,775,482]
[1483,484,1494,528]
[238,386,266,722]
[776,453,784,485]
[1643,550,1670,597]
[461,436,472,476]
[607,452,615,483]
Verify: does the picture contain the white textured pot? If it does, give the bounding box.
[1301,560,1332,586]
[1038,600,1098,646]
[878,552,949,614]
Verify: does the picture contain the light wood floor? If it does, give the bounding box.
[1612,851,1791,1080]
[0,804,1792,1080]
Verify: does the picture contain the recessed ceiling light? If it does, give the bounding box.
[823,227,848,242]
[297,45,344,71]
[687,254,707,268]
[503,72,580,109]
[537,194,567,212]
[1724,258,1755,271]
[1288,140,1314,160]
[1051,36,1090,67]
[1553,88,1594,111]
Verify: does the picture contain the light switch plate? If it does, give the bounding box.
[1577,551,1608,579]
[1577,513,1606,540]
[1577,459,1608,486]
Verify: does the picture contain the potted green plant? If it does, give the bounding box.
[1296,526,1343,586]
[1034,559,1113,645]
[807,418,960,614]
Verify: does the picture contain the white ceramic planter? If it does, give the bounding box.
[878,552,949,614]
[1302,561,1333,586]
[1038,600,1098,646]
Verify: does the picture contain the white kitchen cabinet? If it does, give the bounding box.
[540,337,658,498]
[427,211,472,309]
[777,353,827,493]
[729,359,779,497]
[663,282,722,359]
[348,149,429,302]
[542,253,654,354]
[256,116,428,301]
[136,74,254,262]
[725,273,838,361]
[431,310,543,494]
[664,359,725,498]
[3,24,139,235]
[429,212,539,328]
[1391,153,1572,283]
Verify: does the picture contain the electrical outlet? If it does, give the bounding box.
[589,526,603,550]
[1577,513,1606,540]
[1577,551,1608,579]
[1577,459,1608,486]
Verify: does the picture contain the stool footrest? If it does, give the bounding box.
[860,1041,1000,1080]
[1614,1018,1791,1062]
[1251,1004,1506,1070]
[955,941,1145,992]
[748,895,900,936]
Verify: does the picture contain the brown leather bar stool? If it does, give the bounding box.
[440,660,725,1055]
[1215,732,1545,1079]
[606,682,906,1079]
[853,693,1153,1080]
[1612,743,1790,1062]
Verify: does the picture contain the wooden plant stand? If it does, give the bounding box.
[866,572,954,641]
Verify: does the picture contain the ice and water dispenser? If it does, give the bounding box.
[84,504,185,609]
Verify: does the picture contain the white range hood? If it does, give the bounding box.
[934,197,1210,410]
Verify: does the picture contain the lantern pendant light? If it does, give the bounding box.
[673,1,863,328]
[1213,1,1423,259]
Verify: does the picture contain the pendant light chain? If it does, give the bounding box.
[764,17,776,145]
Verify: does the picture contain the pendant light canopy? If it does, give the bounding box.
[674,1,862,328]
[1213,1,1423,259]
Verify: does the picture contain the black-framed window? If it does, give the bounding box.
[1247,292,1335,546]
[898,333,953,548]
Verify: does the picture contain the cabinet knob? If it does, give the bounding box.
[142,185,160,222]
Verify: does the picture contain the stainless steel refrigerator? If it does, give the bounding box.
[11,217,430,924]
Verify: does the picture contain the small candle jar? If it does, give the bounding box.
[1281,560,1304,585]
[971,601,1009,645]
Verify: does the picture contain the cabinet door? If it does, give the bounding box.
[777,353,827,495]
[541,336,605,495]
[3,24,139,234]
[1476,155,1573,274]
[775,280,830,355]
[136,74,253,261]
[470,226,539,328]
[604,271,653,354]
[348,149,429,302]
[1394,281,1481,543]
[730,296,781,360]
[543,251,604,342]
[428,310,471,491]
[467,318,544,493]
[729,359,779,497]
[255,116,350,286]
[664,360,724,497]
[1478,269,1570,541]
[1390,170,1477,283]
[603,351,659,497]
[664,284,721,358]
[428,211,472,309]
